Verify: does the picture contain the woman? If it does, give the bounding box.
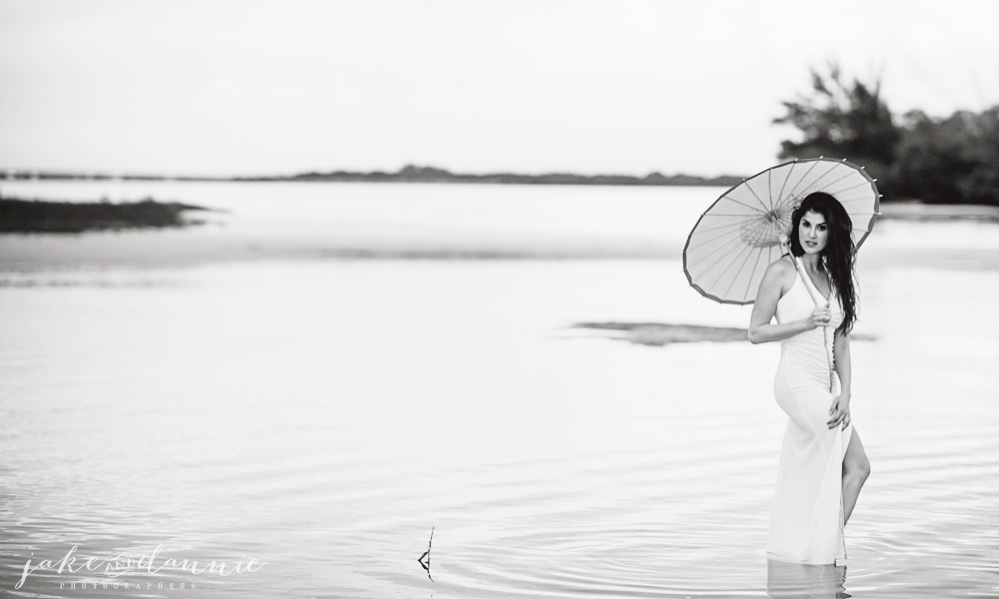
[748,192,871,566]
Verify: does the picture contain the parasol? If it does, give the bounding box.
[683,156,881,392]
[683,157,880,305]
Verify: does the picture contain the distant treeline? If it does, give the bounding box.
[0,196,207,233]
[249,165,747,186]
[776,62,999,206]
[2,165,746,188]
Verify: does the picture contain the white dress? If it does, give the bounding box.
[768,257,853,566]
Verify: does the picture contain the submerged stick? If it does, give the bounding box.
[417,526,434,581]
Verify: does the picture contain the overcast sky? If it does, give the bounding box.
[1,0,997,177]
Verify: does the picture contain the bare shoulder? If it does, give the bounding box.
[760,255,796,294]
[765,255,795,280]
[751,255,796,317]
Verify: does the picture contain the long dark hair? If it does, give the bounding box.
[789,192,857,335]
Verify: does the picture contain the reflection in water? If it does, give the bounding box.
[767,559,849,599]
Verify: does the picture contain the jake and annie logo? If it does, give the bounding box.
[16,545,263,591]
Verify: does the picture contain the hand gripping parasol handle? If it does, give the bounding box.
[780,236,836,392]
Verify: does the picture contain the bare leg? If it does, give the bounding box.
[842,428,871,524]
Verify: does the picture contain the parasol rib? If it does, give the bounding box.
[687,224,768,251]
[703,241,757,292]
[784,159,823,202]
[810,170,856,195]
[766,166,778,209]
[742,181,772,213]
[695,212,782,217]
[797,163,839,196]
[689,234,754,275]
[719,195,769,214]
[722,240,764,299]
[740,246,769,303]
[684,219,744,236]
[776,161,797,208]
[818,179,871,197]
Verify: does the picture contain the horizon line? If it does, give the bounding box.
[1,164,749,183]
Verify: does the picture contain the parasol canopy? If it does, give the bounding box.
[683,157,880,305]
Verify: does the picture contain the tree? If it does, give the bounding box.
[773,62,900,182]
[889,107,999,204]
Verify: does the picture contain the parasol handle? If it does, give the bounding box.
[793,258,829,310]
[780,236,836,392]
[779,235,829,309]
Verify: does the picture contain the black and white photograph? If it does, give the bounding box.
[1,1,997,597]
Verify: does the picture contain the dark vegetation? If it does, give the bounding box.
[775,62,999,205]
[0,196,208,233]
[269,165,746,187]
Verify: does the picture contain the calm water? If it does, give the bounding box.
[1,182,997,598]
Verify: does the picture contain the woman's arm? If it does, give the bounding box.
[827,329,853,429]
[747,259,829,344]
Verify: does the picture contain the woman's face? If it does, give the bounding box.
[798,210,829,255]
